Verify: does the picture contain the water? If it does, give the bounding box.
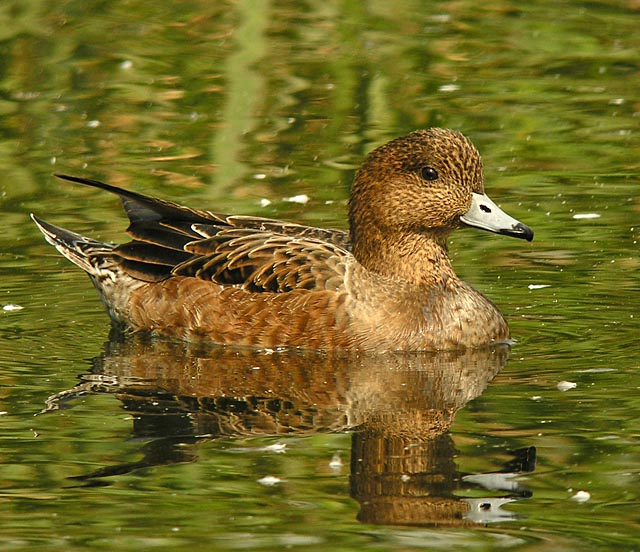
[1,0,639,550]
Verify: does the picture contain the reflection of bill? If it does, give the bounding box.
[43,338,534,526]
[463,448,536,524]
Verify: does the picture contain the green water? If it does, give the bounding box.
[1,0,639,550]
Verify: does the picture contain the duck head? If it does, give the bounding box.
[348,128,533,276]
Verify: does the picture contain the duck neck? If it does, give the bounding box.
[352,229,456,286]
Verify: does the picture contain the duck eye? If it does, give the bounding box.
[420,166,439,181]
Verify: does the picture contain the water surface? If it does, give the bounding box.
[1,1,639,550]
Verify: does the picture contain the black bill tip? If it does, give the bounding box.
[501,222,534,242]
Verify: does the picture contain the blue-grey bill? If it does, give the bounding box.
[461,192,534,241]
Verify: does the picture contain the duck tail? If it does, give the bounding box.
[53,174,216,226]
[30,214,115,276]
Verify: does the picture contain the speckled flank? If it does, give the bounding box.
[31,128,532,352]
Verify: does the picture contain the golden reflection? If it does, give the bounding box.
[46,337,533,526]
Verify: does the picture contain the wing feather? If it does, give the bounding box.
[175,230,348,292]
[52,175,350,291]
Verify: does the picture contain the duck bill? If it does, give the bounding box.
[461,192,534,241]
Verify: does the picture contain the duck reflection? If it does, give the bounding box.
[45,337,534,526]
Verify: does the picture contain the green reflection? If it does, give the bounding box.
[0,0,638,550]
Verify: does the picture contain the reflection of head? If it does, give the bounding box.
[351,432,473,526]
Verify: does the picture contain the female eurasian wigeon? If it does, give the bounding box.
[32,128,533,351]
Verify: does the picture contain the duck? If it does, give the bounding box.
[31,128,533,351]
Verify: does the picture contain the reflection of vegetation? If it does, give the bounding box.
[0,0,639,546]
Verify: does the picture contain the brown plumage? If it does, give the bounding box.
[31,128,533,351]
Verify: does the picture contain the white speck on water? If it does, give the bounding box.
[578,368,617,374]
[280,535,324,546]
[257,475,282,486]
[401,474,411,482]
[263,443,287,453]
[430,14,451,22]
[557,381,577,392]
[253,173,267,180]
[329,453,343,473]
[573,213,600,219]
[528,284,550,290]
[284,194,310,204]
[438,84,460,92]
[258,198,271,207]
[228,443,286,454]
[531,396,543,401]
[608,98,625,105]
[120,60,133,70]
[3,304,23,311]
[86,120,100,128]
[571,490,591,502]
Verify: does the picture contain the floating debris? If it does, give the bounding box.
[3,304,23,311]
[557,381,577,392]
[572,213,600,220]
[528,284,550,290]
[259,198,271,207]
